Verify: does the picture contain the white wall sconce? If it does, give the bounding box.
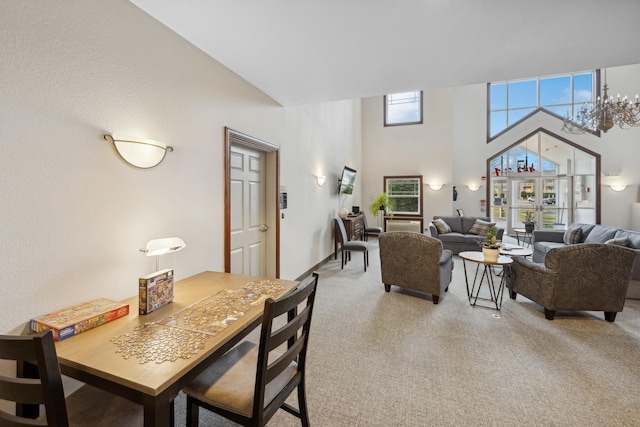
[466,184,481,192]
[140,237,186,271]
[609,184,628,192]
[315,175,326,187]
[104,134,173,169]
[427,183,443,191]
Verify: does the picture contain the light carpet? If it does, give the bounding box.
[71,240,640,426]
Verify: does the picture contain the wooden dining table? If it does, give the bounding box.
[53,271,299,427]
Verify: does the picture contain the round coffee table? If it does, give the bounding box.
[499,244,533,258]
[459,251,513,310]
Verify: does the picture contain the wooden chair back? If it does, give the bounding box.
[0,330,69,426]
[253,272,318,425]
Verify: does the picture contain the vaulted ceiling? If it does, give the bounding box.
[130,0,640,107]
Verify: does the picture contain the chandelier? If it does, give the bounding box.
[562,70,640,134]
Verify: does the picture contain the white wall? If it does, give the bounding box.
[362,88,454,226]
[363,65,640,230]
[0,1,360,334]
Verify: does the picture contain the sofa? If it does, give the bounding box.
[428,216,505,255]
[532,224,640,299]
[379,232,453,304]
[507,244,637,322]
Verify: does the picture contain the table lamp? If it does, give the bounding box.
[140,237,186,272]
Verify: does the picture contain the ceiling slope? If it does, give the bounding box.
[130,0,640,106]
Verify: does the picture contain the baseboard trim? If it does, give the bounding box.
[295,253,335,281]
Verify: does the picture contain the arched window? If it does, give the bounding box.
[488,71,596,140]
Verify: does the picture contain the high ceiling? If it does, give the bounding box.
[130,0,640,107]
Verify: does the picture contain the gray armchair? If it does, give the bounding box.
[379,231,453,304]
[507,244,636,322]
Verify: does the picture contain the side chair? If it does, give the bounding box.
[362,214,383,241]
[0,330,69,426]
[183,272,319,427]
[335,218,369,271]
[0,330,143,427]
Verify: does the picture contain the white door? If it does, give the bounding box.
[508,176,572,231]
[230,145,267,276]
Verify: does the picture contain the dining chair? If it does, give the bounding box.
[0,330,143,427]
[0,330,69,426]
[362,214,383,241]
[335,218,369,271]
[183,272,319,427]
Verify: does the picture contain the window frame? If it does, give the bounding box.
[384,91,424,127]
[383,175,423,216]
[487,70,599,142]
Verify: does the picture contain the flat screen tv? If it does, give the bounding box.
[338,166,357,194]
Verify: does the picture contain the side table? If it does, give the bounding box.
[512,228,533,247]
[459,251,513,310]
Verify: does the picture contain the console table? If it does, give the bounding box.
[334,213,364,259]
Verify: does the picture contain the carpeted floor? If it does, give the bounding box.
[69,239,640,426]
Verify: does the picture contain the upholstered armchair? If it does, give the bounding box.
[379,231,453,304]
[507,243,636,322]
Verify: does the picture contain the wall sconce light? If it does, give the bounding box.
[609,184,627,192]
[104,134,173,169]
[466,184,481,192]
[140,237,186,271]
[315,175,326,187]
[427,183,443,191]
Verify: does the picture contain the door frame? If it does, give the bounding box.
[486,127,601,226]
[507,175,572,231]
[224,127,280,277]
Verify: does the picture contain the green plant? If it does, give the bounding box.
[523,210,536,224]
[369,192,396,216]
[479,226,501,249]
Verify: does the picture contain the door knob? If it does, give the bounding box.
[259,224,269,232]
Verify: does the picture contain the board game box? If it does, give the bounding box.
[139,269,174,315]
[30,298,130,341]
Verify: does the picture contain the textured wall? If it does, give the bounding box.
[0,0,361,334]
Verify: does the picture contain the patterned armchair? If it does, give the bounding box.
[379,231,453,304]
[507,244,636,322]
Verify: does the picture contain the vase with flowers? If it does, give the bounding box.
[523,210,536,233]
[479,226,501,262]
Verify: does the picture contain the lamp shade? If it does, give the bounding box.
[141,237,186,256]
[609,184,627,192]
[104,134,173,168]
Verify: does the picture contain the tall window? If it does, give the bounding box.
[488,71,595,139]
[384,91,423,126]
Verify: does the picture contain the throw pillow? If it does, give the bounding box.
[563,226,582,244]
[468,219,495,236]
[433,218,451,234]
[605,237,630,247]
